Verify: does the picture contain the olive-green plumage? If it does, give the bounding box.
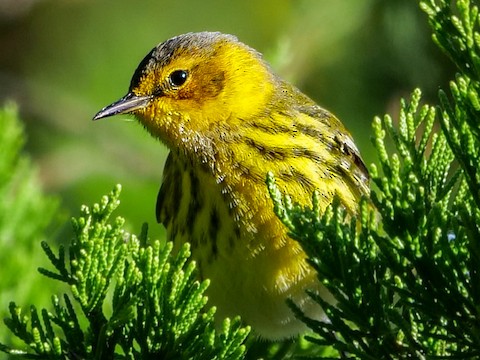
[94,32,369,339]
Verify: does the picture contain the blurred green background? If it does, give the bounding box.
[0,0,454,351]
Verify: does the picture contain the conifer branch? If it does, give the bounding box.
[267,0,480,357]
[1,185,249,358]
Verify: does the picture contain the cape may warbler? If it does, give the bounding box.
[93,32,369,339]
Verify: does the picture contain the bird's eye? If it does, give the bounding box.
[169,70,188,87]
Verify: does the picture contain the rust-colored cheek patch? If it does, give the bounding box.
[176,71,225,102]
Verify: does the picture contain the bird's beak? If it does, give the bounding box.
[93,92,152,120]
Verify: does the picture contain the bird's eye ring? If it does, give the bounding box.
[169,70,188,88]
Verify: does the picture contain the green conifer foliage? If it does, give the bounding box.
[1,185,249,359]
[268,0,480,358]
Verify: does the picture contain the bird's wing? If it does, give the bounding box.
[331,127,370,198]
[297,103,370,199]
[156,152,178,225]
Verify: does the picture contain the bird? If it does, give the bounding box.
[93,31,369,340]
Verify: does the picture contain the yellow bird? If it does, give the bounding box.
[94,32,369,339]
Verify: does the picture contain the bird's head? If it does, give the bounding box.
[93,32,277,149]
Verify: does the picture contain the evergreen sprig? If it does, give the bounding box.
[267,0,480,358]
[1,185,249,359]
[268,88,478,360]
